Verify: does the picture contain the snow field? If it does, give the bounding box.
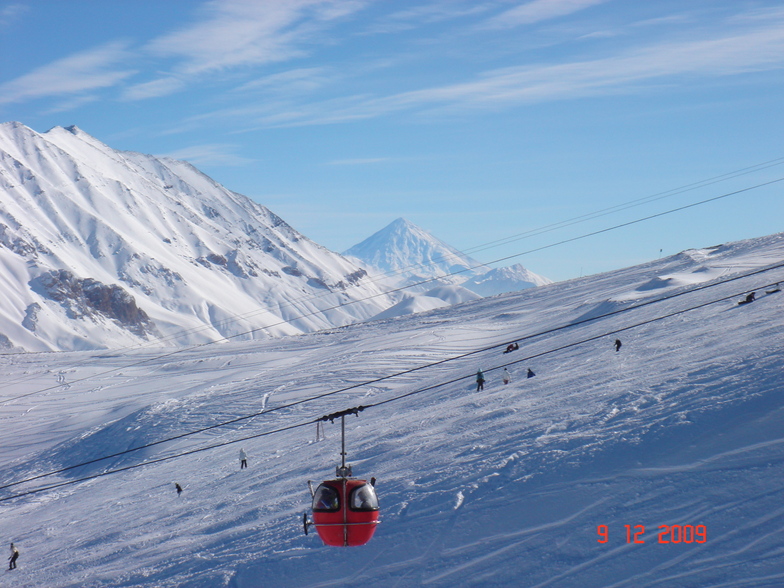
[0,234,784,586]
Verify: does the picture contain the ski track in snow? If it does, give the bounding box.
[0,234,784,586]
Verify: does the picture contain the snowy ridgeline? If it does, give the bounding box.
[1,232,784,587]
[0,122,399,352]
[0,123,551,354]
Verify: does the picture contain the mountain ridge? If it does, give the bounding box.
[344,216,552,298]
[0,122,394,351]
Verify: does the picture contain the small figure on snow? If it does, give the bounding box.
[239,448,248,470]
[476,369,485,392]
[502,368,511,385]
[175,482,183,496]
[615,338,622,352]
[738,292,756,305]
[527,368,535,379]
[504,342,519,354]
[8,543,18,570]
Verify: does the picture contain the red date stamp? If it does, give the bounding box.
[597,524,707,544]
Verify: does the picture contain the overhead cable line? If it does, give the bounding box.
[2,275,781,504]
[2,262,782,498]
[454,156,784,259]
[3,175,781,405]
[367,275,784,410]
[0,419,314,504]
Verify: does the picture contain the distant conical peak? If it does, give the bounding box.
[344,216,487,281]
[391,217,414,228]
[386,217,439,237]
[384,217,420,235]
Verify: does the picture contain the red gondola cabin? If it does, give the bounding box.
[311,478,379,546]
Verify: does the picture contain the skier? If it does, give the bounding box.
[615,338,622,352]
[175,482,183,496]
[476,369,485,392]
[504,342,519,354]
[738,292,755,305]
[502,368,511,385]
[527,368,535,379]
[8,543,18,570]
[239,448,248,470]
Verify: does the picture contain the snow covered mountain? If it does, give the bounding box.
[344,217,551,297]
[0,122,395,352]
[2,232,784,587]
[463,262,552,296]
[344,217,489,285]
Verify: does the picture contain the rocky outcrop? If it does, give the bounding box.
[30,270,158,337]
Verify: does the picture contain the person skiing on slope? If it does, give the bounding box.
[175,482,183,496]
[502,368,511,385]
[527,368,535,379]
[239,448,248,470]
[8,543,18,570]
[615,338,622,352]
[476,369,485,392]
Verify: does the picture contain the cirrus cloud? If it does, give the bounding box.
[123,0,367,101]
[215,13,784,129]
[160,143,254,167]
[0,41,134,106]
[485,0,610,28]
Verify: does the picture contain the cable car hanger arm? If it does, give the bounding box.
[318,406,365,423]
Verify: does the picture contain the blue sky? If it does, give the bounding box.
[1,0,783,282]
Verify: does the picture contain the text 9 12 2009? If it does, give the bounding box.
[597,524,707,544]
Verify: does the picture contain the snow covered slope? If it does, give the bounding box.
[0,122,394,351]
[1,232,784,587]
[344,217,551,297]
[370,285,481,322]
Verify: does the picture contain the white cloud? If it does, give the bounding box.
[42,95,100,115]
[364,1,492,34]
[120,0,366,101]
[381,22,784,109]
[0,3,28,27]
[234,67,332,95]
[485,0,610,28]
[161,144,254,167]
[145,0,366,76]
[0,42,134,105]
[227,15,784,128]
[122,77,186,101]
